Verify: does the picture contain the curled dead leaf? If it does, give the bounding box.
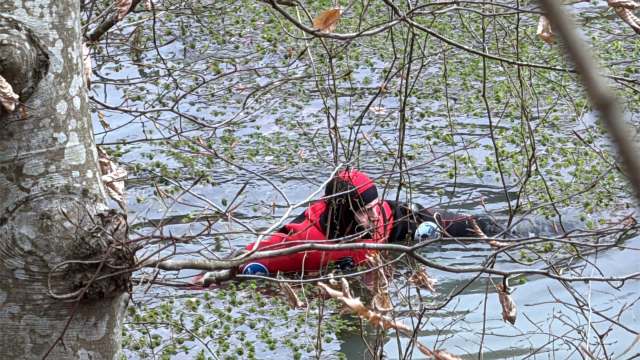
[83,43,92,90]
[384,317,412,332]
[97,145,127,211]
[409,268,437,295]
[613,6,640,35]
[372,294,393,313]
[0,75,19,113]
[487,239,510,249]
[536,15,554,45]
[496,284,517,325]
[318,282,410,333]
[370,312,412,332]
[365,255,391,311]
[608,0,640,10]
[416,342,462,360]
[469,219,487,238]
[433,350,463,360]
[416,342,435,357]
[117,0,132,21]
[98,110,111,129]
[341,296,370,317]
[318,282,344,299]
[313,8,341,34]
[279,282,306,309]
[340,277,353,299]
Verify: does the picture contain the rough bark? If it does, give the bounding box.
[0,1,130,359]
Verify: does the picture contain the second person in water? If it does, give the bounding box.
[234,169,505,275]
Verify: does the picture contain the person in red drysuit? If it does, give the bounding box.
[194,170,505,285]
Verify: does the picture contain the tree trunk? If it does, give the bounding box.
[0,1,130,359]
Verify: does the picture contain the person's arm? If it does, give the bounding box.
[192,211,312,286]
[428,209,506,237]
[238,210,317,274]
[387,201,505,241]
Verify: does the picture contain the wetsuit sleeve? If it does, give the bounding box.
[386,201,505,241]
[239,203,375,274]
[427,209,505,237]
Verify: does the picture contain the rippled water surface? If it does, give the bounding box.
[89,0,640,358]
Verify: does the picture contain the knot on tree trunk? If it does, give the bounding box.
[0,15,49,107]
[67,209,135,300]
[0,190,134,301]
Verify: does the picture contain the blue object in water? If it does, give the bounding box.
[242,262,269,275]
[415,221,440,241]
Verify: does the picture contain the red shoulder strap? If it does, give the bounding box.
[373,201,393,243]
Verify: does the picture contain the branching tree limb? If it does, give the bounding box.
[88,0,143,42]
[538,0,640,206]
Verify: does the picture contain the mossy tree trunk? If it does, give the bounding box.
[0,1,130,358]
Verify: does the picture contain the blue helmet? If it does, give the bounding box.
[242,262,269,275]
[415,221,440,241]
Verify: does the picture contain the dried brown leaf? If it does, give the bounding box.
[382,317,412,332]
[97,145,127,211]
[361,130,370,142]
[327,272,339,286]
[365,255,390,310]
[317,282,410,333]
[98,110,111,129]
[0,75,19,113]
[145,0,152,11]
[415,343,462,360]
[279,282,306,309]
[341,296,369,316]
[371,313,408,331]
[536,15,554,45]
[83,43,92,90]
[469,219,487,238]
[372,293,393,313]
[432,350,463,360]
[313,8,341,34]
[581,343,597,360]
[607,0,640,10]
[409,268,437,295]
[487,240,510,248]
[416,342,435,357]
[613,332,640,360]
[341,277,353,299]
[117,0,132,21]
[496,284,517,325]
[613,6,640,34]
[318,282,344,299]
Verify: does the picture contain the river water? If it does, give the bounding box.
[89,0,640,358]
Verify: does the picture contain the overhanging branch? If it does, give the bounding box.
[537,0,640,206]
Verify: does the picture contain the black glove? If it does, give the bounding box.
[335,256,356,271]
